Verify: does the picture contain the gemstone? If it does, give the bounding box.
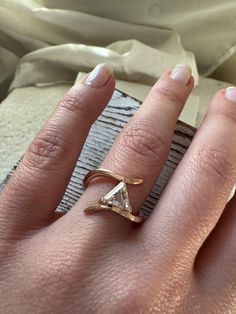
[100,181,132,212]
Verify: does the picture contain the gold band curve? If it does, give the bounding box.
[83,168,143,189]
[84,204,144,223]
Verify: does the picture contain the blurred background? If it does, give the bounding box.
[0,0,236,181]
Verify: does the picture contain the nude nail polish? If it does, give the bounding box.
[170,64,192,85]
[225,87,236,103]
[85,63,113,88]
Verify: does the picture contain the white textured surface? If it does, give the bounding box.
[0,84,70,181]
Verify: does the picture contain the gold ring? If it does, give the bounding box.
[83,169,145,223]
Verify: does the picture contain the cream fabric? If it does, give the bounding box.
[0,0,235,180]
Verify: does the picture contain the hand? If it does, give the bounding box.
[1,63,236,313]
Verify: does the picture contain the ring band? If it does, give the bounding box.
[83,169,145,223]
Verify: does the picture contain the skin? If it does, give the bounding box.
[0,67,236,314]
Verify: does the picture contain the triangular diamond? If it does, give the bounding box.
[100,181,132,212]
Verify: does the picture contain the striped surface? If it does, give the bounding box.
[0,90,196,217]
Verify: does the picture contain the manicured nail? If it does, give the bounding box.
[85,63,113,88]
[225,87,236,103]
[170,64,192,85]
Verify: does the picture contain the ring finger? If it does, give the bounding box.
[66,64,194,232]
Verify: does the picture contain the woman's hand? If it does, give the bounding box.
[1,63,236,313]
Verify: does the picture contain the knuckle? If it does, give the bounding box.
[59,92,89,120]
[115,291,146,314]
[119,120,168,162]
[193,147,235,183]
[24,128,71,170]
[213,107,236,125]
[40,260,72,288]
[151,85,183,107]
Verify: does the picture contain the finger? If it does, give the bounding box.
[194,191,236,298]
[145,87,236,266]
[67,64,194,230]
[0,64,115,232]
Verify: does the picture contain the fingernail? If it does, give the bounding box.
[170,64,192,85]
[85,63,113,88]
[225,87,236,103]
